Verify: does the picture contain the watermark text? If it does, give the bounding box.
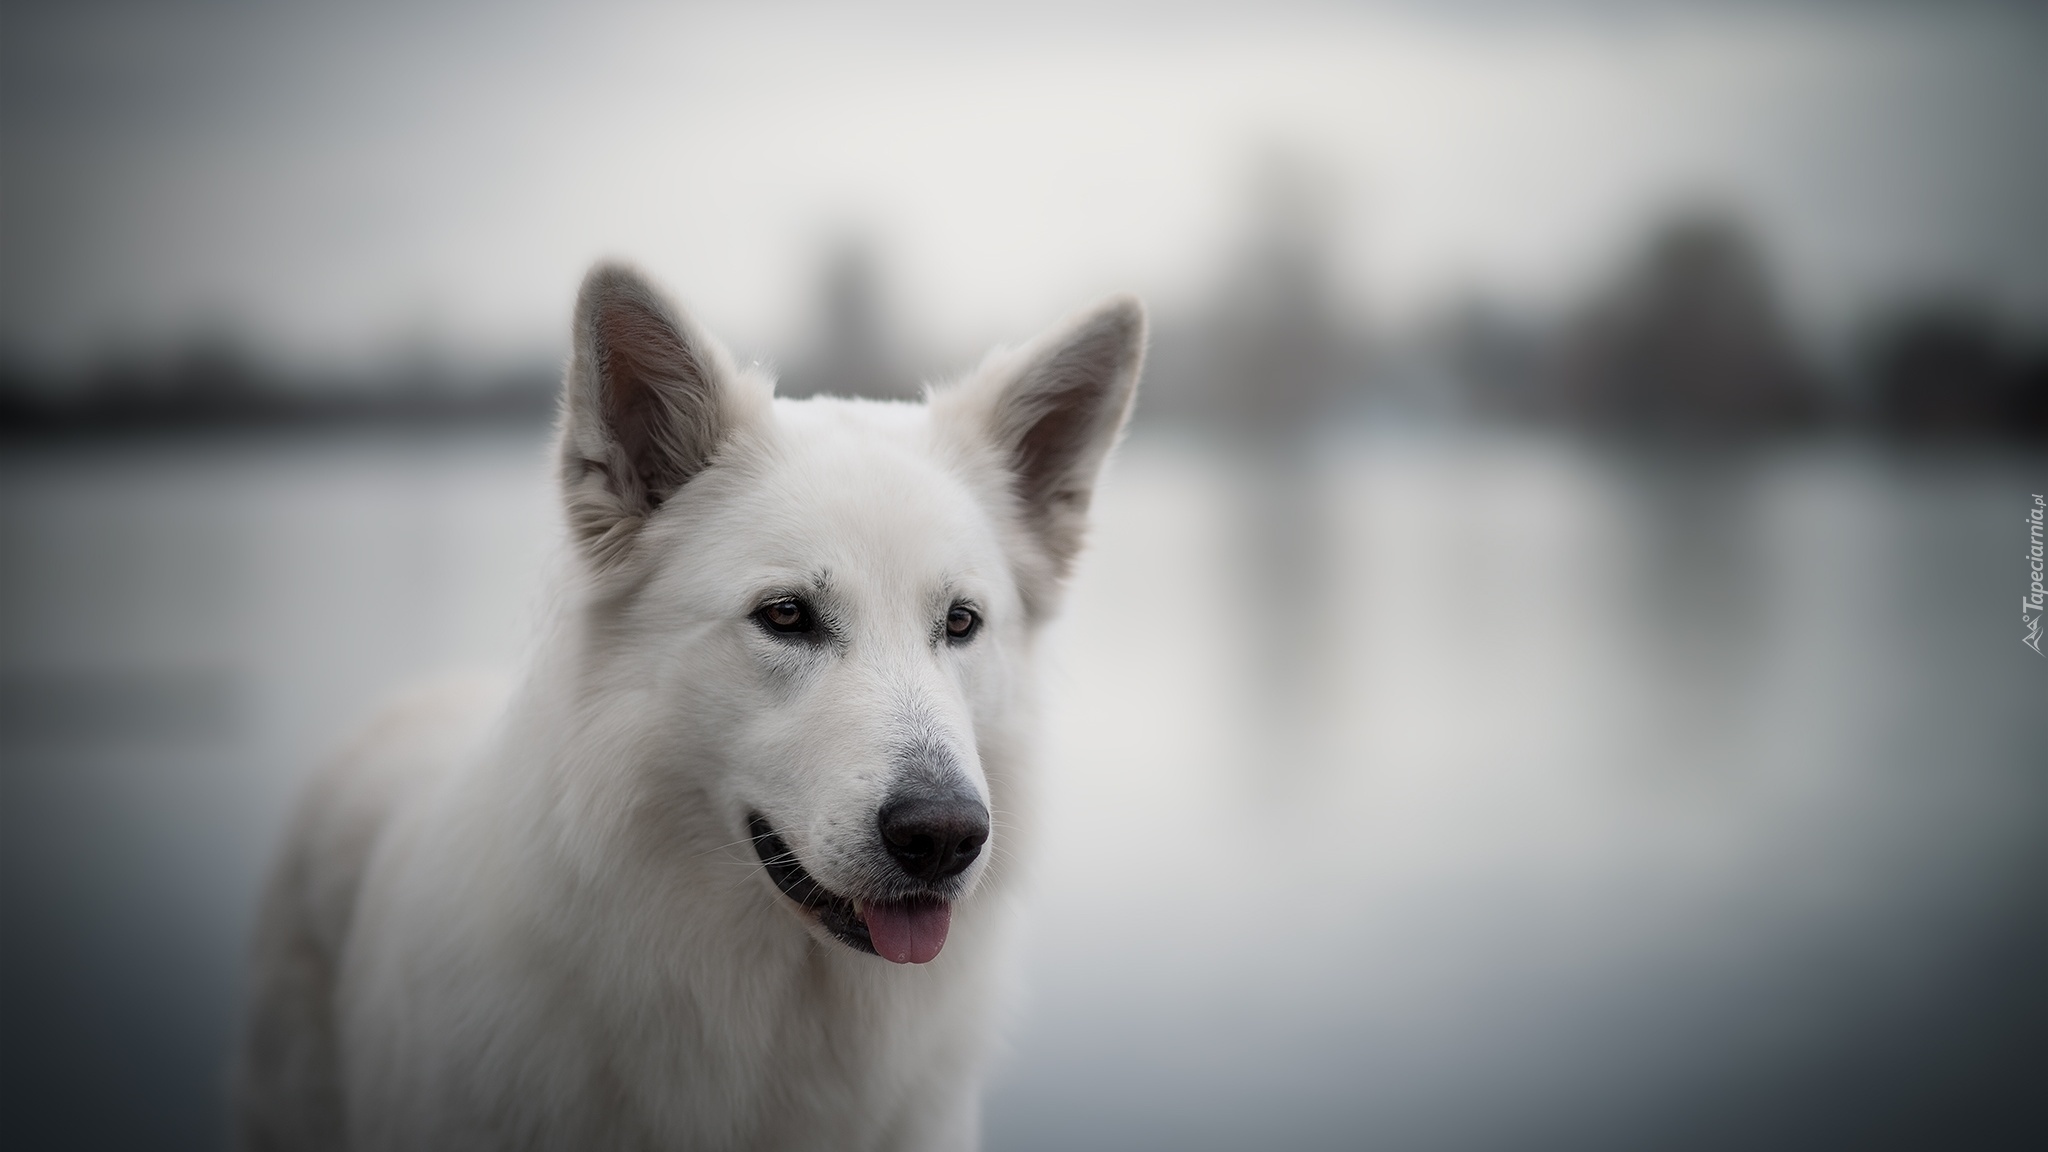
[2027,494,2045,655]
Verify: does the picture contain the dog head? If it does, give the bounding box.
[553,263,1142,964]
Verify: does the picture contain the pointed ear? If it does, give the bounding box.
[933,295,1145,617]
[558,262,762,566]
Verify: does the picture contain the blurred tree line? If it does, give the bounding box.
[4,195,2043,442]
[1141,190,2047,443]
[1436,213,2048,440]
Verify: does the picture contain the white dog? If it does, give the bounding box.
[236,263,1144,1151]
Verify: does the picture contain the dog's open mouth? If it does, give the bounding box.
[748,814,953,964]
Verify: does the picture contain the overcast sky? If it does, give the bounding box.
[3,0,2043,370]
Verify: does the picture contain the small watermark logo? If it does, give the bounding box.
[2027,494,2046,656]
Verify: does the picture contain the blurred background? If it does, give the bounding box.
[2,1,2044,1148]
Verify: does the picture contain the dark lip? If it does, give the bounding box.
[748,813,876,956]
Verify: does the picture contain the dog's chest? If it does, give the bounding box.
[538,941,989,1150]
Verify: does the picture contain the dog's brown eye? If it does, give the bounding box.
[946,605,979,640]
[756,598,814,635]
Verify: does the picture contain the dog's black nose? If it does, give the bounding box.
[878,792,989,883]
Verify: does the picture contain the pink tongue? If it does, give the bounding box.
[860,900,952,964]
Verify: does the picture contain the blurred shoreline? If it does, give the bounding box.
[7,213,2043,443]
[0,359,560,438]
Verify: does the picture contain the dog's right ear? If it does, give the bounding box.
[558,262,763,566]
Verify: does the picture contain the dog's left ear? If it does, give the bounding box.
[933,295,1145,618]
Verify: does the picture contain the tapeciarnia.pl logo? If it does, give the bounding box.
[2027,494,2046,656]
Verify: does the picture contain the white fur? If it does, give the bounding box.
[237,264,1143,1151]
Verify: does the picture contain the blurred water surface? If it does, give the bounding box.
[0,428,2041,1149]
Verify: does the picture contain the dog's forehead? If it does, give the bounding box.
[707,397,1006,592]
